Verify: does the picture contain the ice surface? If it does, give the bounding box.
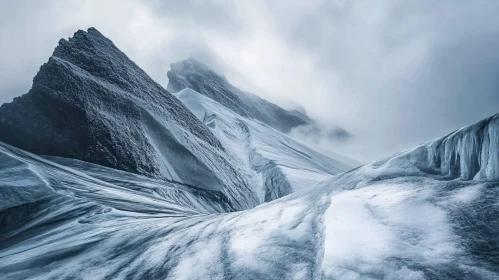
[414,113,499,180]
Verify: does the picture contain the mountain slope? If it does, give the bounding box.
[0,141,328,279]
[1,113,498,279]
[0,28,259,210]
[167,58,308,133]
[0,27,498,280]
[175,88,353,201]
[315,112,499,279]
[167,58,351,142]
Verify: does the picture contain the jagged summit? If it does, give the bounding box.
[0,28,259,210]
[51,28,173,104]
[1,27,219,163]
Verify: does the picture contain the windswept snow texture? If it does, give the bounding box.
[317,113,499,279]
[1,112,499,279]
[0,141,328,280]
[167,58,351,142]
[175,88,352,201]
[0,28,260,210]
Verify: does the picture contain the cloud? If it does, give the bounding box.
[254,0,499,161]
[1,0,498,162]
[290,122,352,145]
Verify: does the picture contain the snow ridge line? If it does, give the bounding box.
[237,120,293,202]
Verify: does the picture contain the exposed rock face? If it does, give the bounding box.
[0,28,259,209]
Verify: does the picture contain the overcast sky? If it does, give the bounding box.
[1,0,499,162]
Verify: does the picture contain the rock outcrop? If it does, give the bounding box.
[0,28,259,209]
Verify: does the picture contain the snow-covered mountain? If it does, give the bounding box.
[167,58,351,142]
[0,27,498,280]
[0,28,354,210]
[167,58,309,133]
[175,88,353,201]
[0,28,262,210]
[313,114,499,279]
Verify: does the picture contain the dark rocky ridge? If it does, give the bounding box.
[0,28,259,209]
[167,58,352,141]
[168,59,306,130]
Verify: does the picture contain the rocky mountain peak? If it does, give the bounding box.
[0,28,259,209]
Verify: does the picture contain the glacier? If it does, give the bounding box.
[0,27,498,280]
